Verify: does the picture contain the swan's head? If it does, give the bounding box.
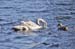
[37,18,47,28]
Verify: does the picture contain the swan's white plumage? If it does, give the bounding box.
[21,21,42,30]
[13,18,47,31]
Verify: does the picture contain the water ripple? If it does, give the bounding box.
[0,0,74,49]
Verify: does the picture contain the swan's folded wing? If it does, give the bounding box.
[26,21,42,30]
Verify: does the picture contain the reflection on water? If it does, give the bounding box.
[0,0,75,49]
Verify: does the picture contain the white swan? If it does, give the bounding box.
[12,18,47,32]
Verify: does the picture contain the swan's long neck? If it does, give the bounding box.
[37,18,47,28]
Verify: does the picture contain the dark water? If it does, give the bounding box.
[0,0,75,49]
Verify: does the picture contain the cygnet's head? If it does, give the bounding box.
[57,23,63,27]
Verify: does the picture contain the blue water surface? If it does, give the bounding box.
[0,0,75,49]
